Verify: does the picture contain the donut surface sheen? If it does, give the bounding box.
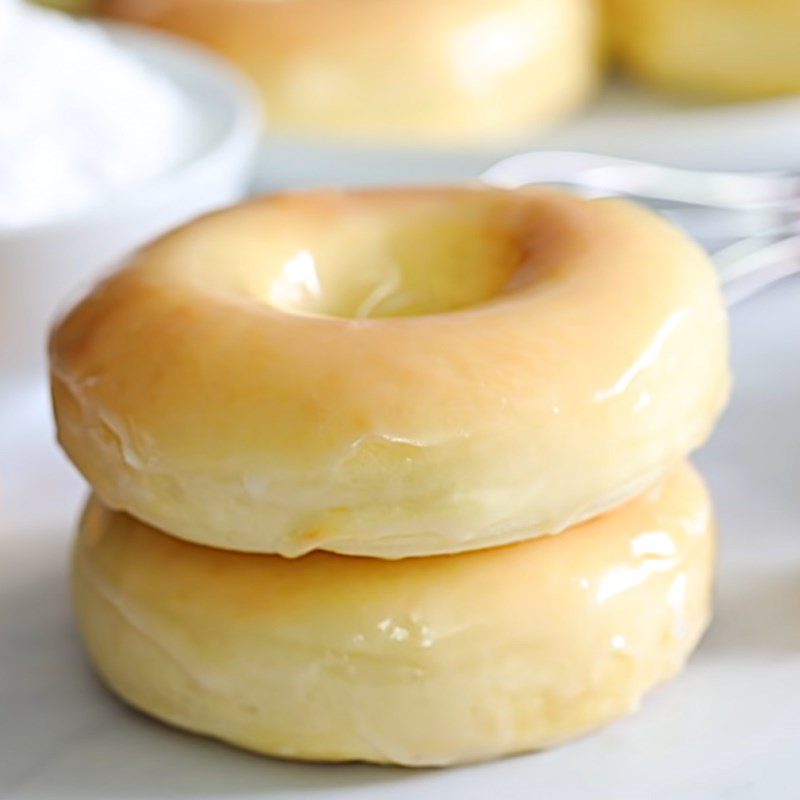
[73,464,715,767]
[50,187,729,557]
[99,0,600,145]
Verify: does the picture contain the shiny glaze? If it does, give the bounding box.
[50,187,729,557]
[73,464,715,766]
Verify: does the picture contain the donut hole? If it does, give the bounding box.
[266,207,523,319]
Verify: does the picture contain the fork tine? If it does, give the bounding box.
[482,151,799,208]
[714,234,800,304]
[483,150,800,302]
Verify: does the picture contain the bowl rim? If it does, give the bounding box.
[0,20,262,241]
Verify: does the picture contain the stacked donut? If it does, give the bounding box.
[50,186,730,766]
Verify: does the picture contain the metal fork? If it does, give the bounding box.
[482,151,800,304]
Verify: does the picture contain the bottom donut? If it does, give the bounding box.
[72,463,714,767]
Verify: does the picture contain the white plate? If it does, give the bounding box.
[257,81,800,189]
[1,271,799,798]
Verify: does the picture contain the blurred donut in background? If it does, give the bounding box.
[97,0,601,146]
[605,0,800,100]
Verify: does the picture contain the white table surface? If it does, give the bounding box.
[1,272,799,799]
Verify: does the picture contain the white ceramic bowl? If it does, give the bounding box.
[0,23,261,377]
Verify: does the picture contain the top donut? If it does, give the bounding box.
[49,187,729,557]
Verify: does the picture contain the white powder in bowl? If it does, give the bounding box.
[0,0,194,228]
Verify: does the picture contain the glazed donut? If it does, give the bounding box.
[607,0,800,100]
[99,0,600,145]
[49,187,729,558]
[73,464,715,767]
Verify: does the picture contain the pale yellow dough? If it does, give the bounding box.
[49,187,729,558]
[99,0,600,145]
[73,464,715,767]
[607,0,800,100]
